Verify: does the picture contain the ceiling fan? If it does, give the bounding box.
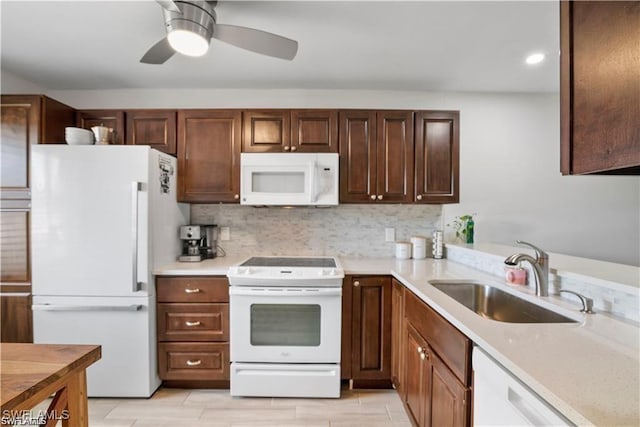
[141,0,298,64]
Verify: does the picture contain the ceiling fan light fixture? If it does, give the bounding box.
[168,29,209,57]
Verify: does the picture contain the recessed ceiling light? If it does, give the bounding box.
[525,53,546,65]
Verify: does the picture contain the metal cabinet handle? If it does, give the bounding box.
[234,194,240,200]
[291,146,297,151]
[186,359,202,366]
[185,321,201,326]
[354,281,360,287]
[377,195,383,200]
[284,146,291,151]
[420,353,426,360]
[417,346,423,354]
[370,195,376,200]
[416,195,423,201]
[184,288,200,293]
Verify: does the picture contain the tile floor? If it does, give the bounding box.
[33,387,412,427]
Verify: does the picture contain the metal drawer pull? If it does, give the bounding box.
[184,288,201,293]
[185,321,201,327]
[186,359,202,366]
[417,346,423,354]
[420,353,426,360]
[354,281,360,287]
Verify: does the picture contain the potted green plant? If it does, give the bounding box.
[447,214,475,244]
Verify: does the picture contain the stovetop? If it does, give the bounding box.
[240,257,337,268]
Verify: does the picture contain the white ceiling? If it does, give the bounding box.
[0,1,560,92]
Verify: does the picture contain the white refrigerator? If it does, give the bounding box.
[31,145,189,397]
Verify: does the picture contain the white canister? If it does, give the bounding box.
[395,241,412,259]
[411,236,427,259]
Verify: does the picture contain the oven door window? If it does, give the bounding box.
[250,304,321,346]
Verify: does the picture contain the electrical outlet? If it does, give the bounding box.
[220,226,230,241]
[385,227,395,242]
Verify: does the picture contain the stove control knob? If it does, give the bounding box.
[329,269,337,276]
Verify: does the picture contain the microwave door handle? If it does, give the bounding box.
[309,161,318,203]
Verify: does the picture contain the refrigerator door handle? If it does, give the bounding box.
[131,181,143,292]
[32,304,144,312]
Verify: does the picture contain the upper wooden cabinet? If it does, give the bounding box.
[126,110,177,155]
[242,109,338,153]
[339,110,414,203]
[291,110,338,153]
[76,110,125,145]
[414,111,459,204]
[177,110,241,203]
[1,95,74,194]
[242,110,290,152]
[77,109,177,154]
[560,1,640,175]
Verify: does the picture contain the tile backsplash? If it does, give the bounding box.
[191,204,442,258]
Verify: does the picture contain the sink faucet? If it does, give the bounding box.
[504,241,549,297]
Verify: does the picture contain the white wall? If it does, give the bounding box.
[10,86,639,265]
[1,69,45,93]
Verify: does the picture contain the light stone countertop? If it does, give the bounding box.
[154,254,639,426]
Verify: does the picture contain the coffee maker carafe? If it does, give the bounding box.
[179,225,217,262]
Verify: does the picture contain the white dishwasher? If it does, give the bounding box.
[473,347,573,426]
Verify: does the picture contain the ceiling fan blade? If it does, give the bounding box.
[156,0,182,13]
[213,24,298,60]
[140,37,175,64]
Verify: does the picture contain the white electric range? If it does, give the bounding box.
[227,256,344,398]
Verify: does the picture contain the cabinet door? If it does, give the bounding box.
[391,278,405,393]
[426,349,470,427]
[1,95,40,194]
[178,110,241,203]
[341,276,353,380]
[414,111,459,204]
[560,1,640,174]
[0,210,30,283]
[40,96,76,143]
[76,110,125,145]
[291,110,338,153]
[351,276,392,387]
[242,110,290,152]
[376,111,414,203]
[126,110,177,155]
[339,111,377,203]
[404,323,428,426]
[0,289,32,343]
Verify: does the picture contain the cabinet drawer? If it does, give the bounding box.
[158,303,228,341]
[157,277,229,303]
[405,289,471,385]
[158,342,229,381]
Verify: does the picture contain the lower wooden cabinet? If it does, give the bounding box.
[401,288,472,427]
[391,278,405,393]
[349,275,392,388]
[0,287,32,343]
[158,342,229,381]
[156,276,230,387]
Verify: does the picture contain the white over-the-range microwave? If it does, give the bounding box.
[240,153,339,206]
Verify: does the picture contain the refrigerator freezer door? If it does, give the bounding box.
[31,146,151,297]
[32,295,160,397]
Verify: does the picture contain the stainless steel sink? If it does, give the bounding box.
[429,281,577,323]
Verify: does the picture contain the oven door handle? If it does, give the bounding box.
[229,287,342,297]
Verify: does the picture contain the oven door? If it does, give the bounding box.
[229,286,341,363]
